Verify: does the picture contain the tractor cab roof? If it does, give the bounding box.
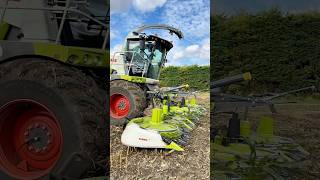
[126,34,174,52]
[126,24,183,52]
[147,35,174,51]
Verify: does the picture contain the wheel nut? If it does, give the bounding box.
[28,146,33,151]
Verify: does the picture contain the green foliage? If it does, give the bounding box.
[212,9,320,93]
[160,65,209,90]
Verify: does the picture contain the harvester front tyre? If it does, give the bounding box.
[0,59,107,179]
[110,80,146,126]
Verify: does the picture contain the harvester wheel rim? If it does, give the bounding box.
[0,99,62,179]
[110,93,131,119]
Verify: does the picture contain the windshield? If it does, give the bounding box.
[127,40,164,62]
[126,39,166,79]
[152,49,163,62]
[145,42,164,62]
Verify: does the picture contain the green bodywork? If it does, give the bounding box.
[0,40,108,68]
[0,22,9,40]
[127,95,206,152]
[34,43,108,67]
[110,74,161,85]
[117,75,146,83]
[128,108,184,152]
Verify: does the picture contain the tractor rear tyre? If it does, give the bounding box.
[0,58,107,179]
[110,80,147,126]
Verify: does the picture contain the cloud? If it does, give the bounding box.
[167,38,210,66]
[185,45,200,53]
[111,0,167,14]
[199,38,210,60]
[133,0,167,12]
[110,44,123,57]
[110,30,119,41]
[110,10,145,34]
[110,0,133,14]
[162,0,210,39]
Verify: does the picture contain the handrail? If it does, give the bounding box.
[0,0,9,23]
[0,6,108,27]
[112,51,150,77]
[55,0,71,43]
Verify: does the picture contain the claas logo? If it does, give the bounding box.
[138,138,148,141]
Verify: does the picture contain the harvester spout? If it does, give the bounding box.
[132,24,184,39]
[211,72,252,89]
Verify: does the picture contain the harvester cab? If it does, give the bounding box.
[111,24,183,80]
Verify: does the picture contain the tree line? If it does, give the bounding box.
[160,65,210,90]
[211,9,320,93]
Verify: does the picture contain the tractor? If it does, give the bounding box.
[0,0,108,179]
[110,25,183,125]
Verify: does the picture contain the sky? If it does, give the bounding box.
[110,0,210,66]
[213,0,320,15]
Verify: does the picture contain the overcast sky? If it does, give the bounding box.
[110,0,210,66]
[213,0,320,15]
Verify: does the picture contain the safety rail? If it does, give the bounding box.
[112,51,151,77]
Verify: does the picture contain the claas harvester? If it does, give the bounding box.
[0,0,108,179]
[110,25,206,152]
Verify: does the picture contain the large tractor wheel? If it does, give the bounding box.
[110,80,147,126]
[0,58,107,179]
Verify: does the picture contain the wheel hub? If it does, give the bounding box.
[110,93,131,119]
[117,100,127,110]
[0,99,62,179]
[23,123,53,154]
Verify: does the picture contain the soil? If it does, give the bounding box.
[110,93,210,179]
[212,103,320,179]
